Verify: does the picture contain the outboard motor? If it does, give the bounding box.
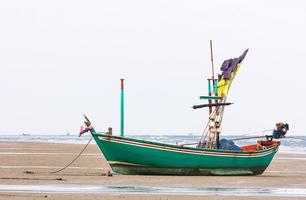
[266,122,289,140]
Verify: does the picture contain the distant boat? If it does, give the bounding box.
[188,133,194,136]
[22,133,30,136]
[80,43,288,175]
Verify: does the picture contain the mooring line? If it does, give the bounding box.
[50,136,93,174]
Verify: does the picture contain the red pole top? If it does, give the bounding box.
[120,79,124,90]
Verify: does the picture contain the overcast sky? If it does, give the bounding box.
[0,0,305,136]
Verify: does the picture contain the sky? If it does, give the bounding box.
[0,0,305,136]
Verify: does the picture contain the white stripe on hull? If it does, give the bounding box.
[98,136,277,158]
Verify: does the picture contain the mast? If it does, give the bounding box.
[210,40,215,80]
[198,41,222,149]
[198,47,249,149]
[210,41,221,148]
[207,40,214,114]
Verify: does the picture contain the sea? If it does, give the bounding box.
[1,134,306,197]
[0,134,305,154]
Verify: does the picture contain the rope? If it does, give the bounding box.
[231,135,266,141]
[286,136,306,141]
[236,128,274,137]
[50,136,93,174]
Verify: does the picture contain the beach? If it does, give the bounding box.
[0,141,305,200]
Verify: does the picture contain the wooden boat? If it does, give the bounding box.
[80,42,288,175]
[87,131,280,175]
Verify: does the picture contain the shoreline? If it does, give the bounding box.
[0,141,305,199]
[1,138,305,154]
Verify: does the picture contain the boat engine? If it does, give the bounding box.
[266,122,289,140]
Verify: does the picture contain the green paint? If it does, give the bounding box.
[214,79,218,94]
[90,132,279,176]
[200,96,222,100]
[120,83,124,137]
[208,80,212,94]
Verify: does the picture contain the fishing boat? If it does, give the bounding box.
[80,42,289,175]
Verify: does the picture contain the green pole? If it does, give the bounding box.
[214,79,218,94]
[208,79,212,94]
[120,79,124,137]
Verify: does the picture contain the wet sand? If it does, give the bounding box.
[0,141,305,200]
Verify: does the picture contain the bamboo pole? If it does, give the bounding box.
[210,40,215,80]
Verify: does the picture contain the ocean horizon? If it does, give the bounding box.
[1,134,305,153]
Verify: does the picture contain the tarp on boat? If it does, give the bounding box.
[219,138,242,151]
[217,49,248,97]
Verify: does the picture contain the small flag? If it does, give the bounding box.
[79,125,94,137]
[79,126,85,137]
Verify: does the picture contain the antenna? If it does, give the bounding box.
[210,40,215,79]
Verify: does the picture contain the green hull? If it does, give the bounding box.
[91,133,279,176]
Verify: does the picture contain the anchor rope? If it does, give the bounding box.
[50,136,93,174]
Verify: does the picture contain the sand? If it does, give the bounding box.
[0,141,305,200]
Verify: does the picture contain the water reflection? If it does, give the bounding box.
[0,185,305,197]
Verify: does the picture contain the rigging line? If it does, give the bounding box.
[285,136,306,141]
[218,97,226,124]
[49,136,93,174]
[199,120,210,145]
[237,129,274,137]
[202,108,218,142]
[231,135,266,141]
